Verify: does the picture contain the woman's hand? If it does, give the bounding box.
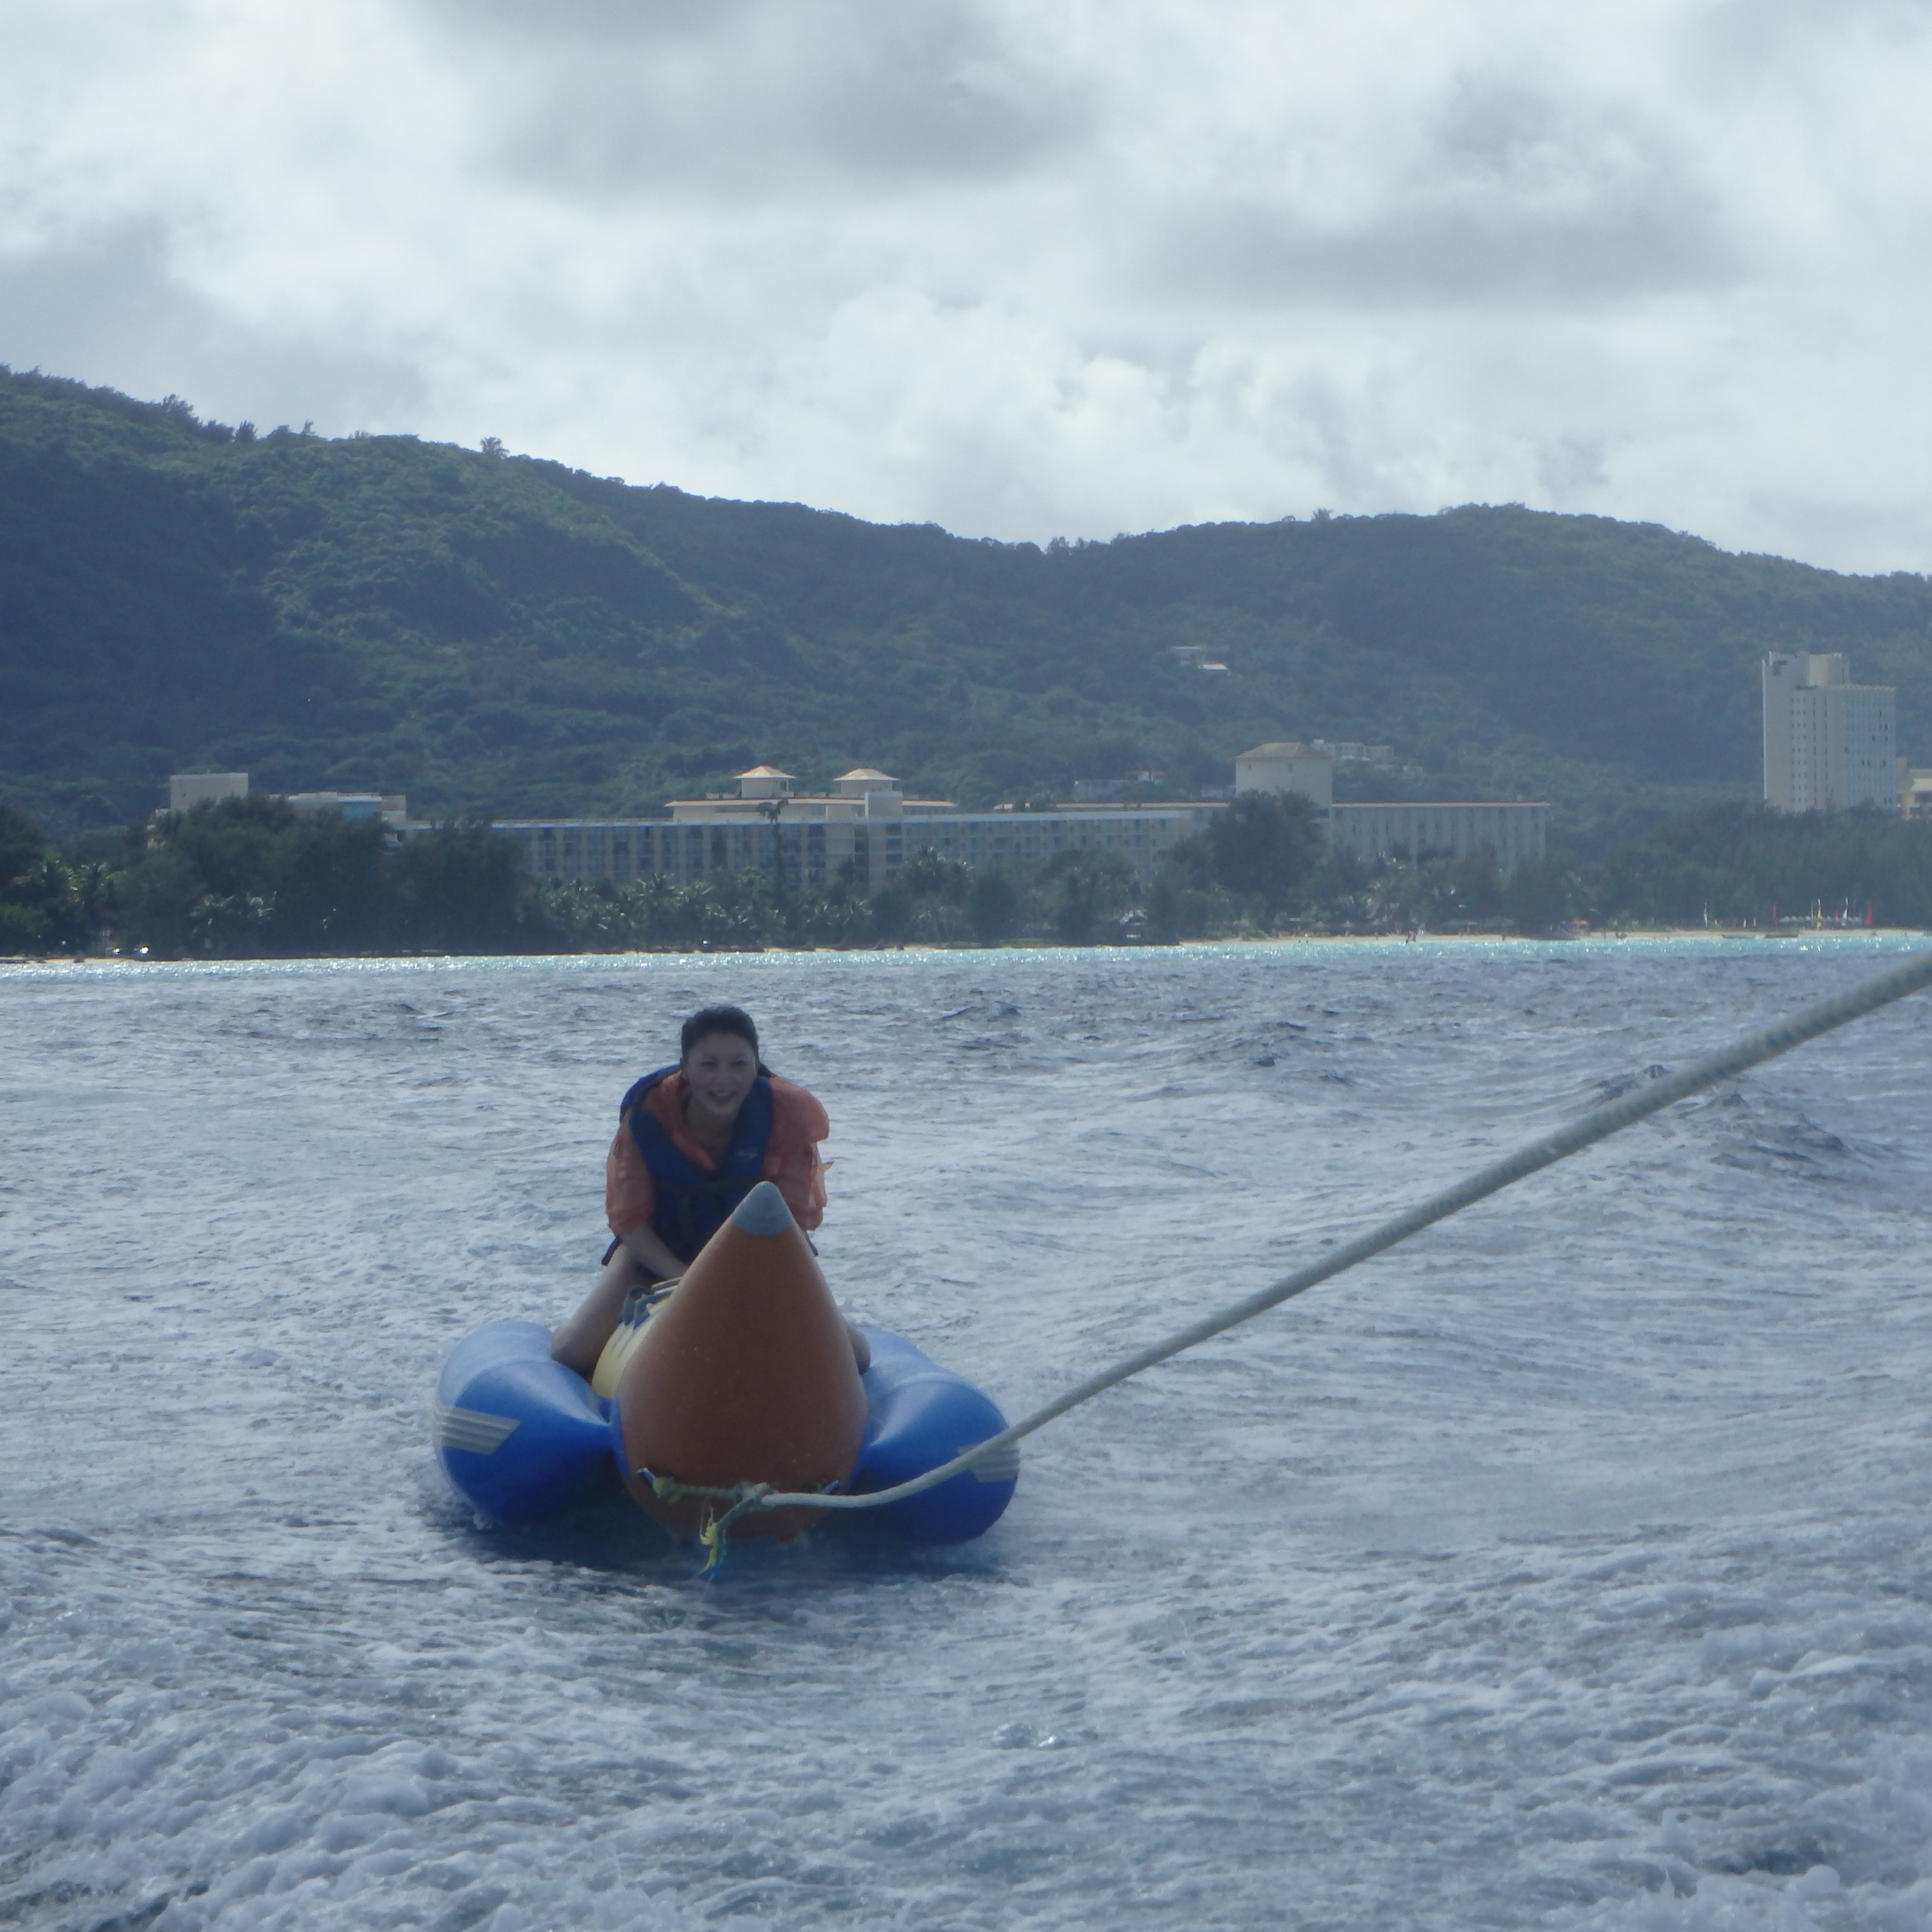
[621,1224,687,1284]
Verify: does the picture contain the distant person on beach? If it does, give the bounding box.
[552,1003,866,1374]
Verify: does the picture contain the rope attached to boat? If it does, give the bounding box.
[694,1488,773,1574]
[654,943,1932,1534]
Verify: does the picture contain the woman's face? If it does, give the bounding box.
[681,1031,758,1118]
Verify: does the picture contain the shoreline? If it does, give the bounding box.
[6,927,1930,972]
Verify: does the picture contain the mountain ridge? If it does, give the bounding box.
[3,365,1928,853]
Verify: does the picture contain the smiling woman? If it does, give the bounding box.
[549,1001,850,1374]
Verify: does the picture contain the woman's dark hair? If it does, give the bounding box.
[680,1005,772,1076]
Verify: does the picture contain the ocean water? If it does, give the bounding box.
[5,936,1932,1932]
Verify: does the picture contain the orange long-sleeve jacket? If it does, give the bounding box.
[605,1071,828,1240]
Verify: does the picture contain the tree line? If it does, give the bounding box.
[4,794,1930,961]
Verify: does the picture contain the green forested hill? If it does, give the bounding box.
[4,366,1929,853]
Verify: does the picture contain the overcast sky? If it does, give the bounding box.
[3,0,1930,574]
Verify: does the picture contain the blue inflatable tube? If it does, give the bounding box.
[434,1320,1016,1545]
[844,1329,1019,1543]
[434,1320,619,1523]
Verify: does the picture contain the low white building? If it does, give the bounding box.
[494,768,954,894]
[1230,743,1545,863]
[905,803,1219,878]
[491,766,1221,889]
[656,767,959,891]
[1327,802,1546,866]
[484,751,1548,893]
[167,771,408,829]
[486,819,715,887]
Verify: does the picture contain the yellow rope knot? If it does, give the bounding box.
[696,1485,774,1576]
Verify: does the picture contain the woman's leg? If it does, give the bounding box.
[551,1243,651,1376]
[845,1319,871,1375]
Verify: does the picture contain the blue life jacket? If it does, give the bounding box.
[621,1066,775,1265]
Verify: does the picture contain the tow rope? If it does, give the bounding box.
[655,944,1932,1543]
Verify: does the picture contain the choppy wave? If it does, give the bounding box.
[4,937,1932,1929]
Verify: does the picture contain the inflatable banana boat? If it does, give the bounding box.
[433,1182,1017,1545]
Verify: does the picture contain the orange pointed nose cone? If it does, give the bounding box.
[617,1182,866,1541]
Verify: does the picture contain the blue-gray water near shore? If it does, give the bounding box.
[6,937,1932,1931]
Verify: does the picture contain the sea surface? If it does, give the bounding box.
[5,937,1932,1932]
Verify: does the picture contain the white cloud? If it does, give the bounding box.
[2,0,1930,570]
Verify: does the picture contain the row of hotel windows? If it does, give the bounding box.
[1328,808,1545,864]
[494,807,1544,884]
[505,822,850,886]
[498,814,1201,884]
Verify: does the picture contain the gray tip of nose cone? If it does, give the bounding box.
[731,1180,794,1237]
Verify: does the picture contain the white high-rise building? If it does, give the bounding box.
[1762,654,1897,812]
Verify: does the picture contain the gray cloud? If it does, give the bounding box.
[0,0,1929,572]
[438,0,764,41]
[1147,186,1737,307]
[1140,74,1738,307]
[0,226,428,433]
[438,0,1085,197]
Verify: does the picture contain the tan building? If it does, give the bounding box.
[1763,652,1897,812]
[496,768,955,894]
[1233,742,1336,812]
[667,766,955,828]
[1900,761,1932,820]
[660,767,959,891]
[490,766,1220,890]
[1233,742,1545,864]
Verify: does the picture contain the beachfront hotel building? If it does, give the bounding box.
[1230,741,1546,866]
[489,768,1221,892]
[493,768,952,895]
[1762,652,1897,813]
[480,750,1544,889]
[907,803,1221,877]
[1327,801,1546,867]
